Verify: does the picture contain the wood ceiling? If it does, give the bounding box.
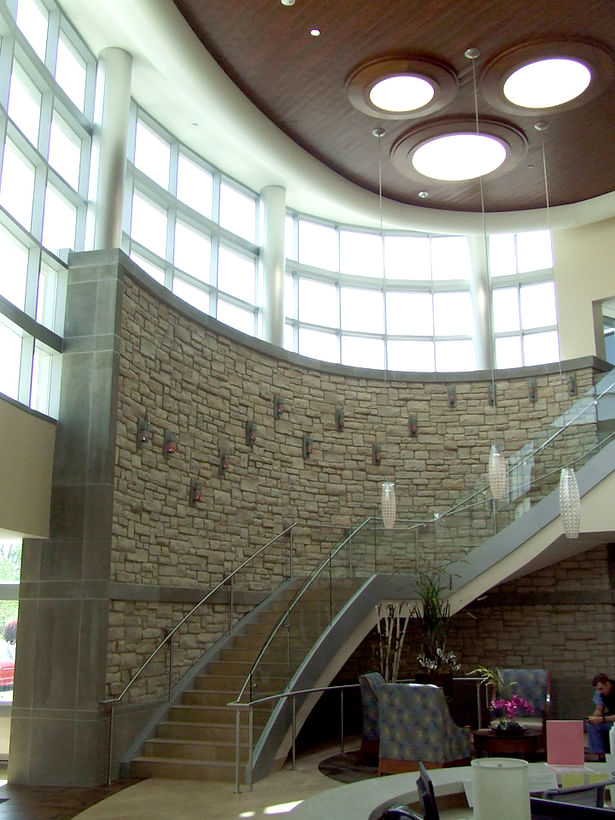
[173,0,615,213]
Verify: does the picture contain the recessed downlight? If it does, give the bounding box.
[369,74,435,113]
[503,58,591,108]
[412,133,507,181]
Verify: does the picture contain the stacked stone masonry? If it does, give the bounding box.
[108,262,605,700]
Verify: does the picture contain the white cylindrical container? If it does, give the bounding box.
[472,757,530,820]
[610,722,615,754]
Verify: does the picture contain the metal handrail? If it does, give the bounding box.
[102,522,296,783]
[235,516,373,705]
[229,676,488,792]
[103,522,297,706]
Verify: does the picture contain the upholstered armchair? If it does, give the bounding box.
[498,668,551,740]
[358,672,385,762]
[377,682,472,775]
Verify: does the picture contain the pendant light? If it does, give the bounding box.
[381,481,396,529]
[372,127,398,530]
[466,47,508,501]
[535,120,582,539]
[559,466,580,539]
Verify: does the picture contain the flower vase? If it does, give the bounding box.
[491,719,526,736]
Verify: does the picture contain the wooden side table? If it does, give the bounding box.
[472,727,542,759]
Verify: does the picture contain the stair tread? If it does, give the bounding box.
[147,737,245,749]
[133,755,233,768]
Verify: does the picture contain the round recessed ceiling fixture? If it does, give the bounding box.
[346,55,458,120]
[481,39,614,115]
[369,74,435,112]
[503,58,591,108]
[412,133,507,181]
[390,118,527,183]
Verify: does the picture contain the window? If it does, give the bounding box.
[339,229,382,277]
[125,111,260,339]
[298,219,338,270]
[134,120,170,189]
[42,185,77,253]
[15,0,49,62]
[0,316,24,401]
[55,32,87,111]
[219,181,256,242]
[0,225,28,310]
[0,140,36,230]
[49,112,81,190]
[8,61,42,147]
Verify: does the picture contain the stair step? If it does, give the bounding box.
[143,737,247,763]
[157,721,247,743]
[169,704,271,725]
[193,674,245,692]
[183,689,239,707]
[130,756,236,782]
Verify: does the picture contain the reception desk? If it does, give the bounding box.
[288,762,612,820]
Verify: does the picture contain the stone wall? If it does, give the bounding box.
[107,259,608,699]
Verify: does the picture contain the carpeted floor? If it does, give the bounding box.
[318,750,378,783]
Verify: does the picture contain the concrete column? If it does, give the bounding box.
[9,252,123,785]
[94,48,132,250]
[468,233,494,372]
[261,185,286,347]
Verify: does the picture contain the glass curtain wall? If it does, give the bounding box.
[0,0,95,417]
[285,214,557,371]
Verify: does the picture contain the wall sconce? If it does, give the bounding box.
[190,479,201,505]
[488,383,496,406]
[335,406,345,432]
[219,451,230,476]
[568,374,577,396]
[447,385,456,408]
[273,395,284,419]
[246,420,257,447]
[163,430,177,456]
[408,414,418,437]
[528,378,537,403]
[137,416,151,446]
[372,442,382,465]
[302,433,313,459]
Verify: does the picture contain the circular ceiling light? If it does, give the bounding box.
[369,74,435,113]
[391,118,527,184]
[346,56,458,120]
[412,133,507,181]
[481,40,614,114]
[503,58,591,108]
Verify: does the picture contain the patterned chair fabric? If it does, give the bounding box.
[378,683,472,775]
[358,672,385,761]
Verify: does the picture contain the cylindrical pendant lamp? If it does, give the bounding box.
[381,482,396,529]
[559,466,580,538]
[472,758,530,820]
[488,444,507,500]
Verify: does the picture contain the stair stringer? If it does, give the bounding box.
[447,437,615,615]
[249,572,416,782]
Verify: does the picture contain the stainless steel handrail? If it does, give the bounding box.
[102,521,296,783]
[234,517,373,707]
[229,676,488,792]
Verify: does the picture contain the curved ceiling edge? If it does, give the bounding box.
[61,0,615,235]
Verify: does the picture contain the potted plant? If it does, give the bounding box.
[470,666,533,734]
[413,570,460,688]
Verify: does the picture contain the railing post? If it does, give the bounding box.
[415,526,420,574]
[168,633,173,701]
[289,526,294,579]
[291,694,296,770]
[248,706,254,791]
[328,551,333,623]
[340,688,345,755]
[234,706,242,794]
[373,511,377,573]
[106,701,115,786]
[348,527,353,575]
[229,576,234,632]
